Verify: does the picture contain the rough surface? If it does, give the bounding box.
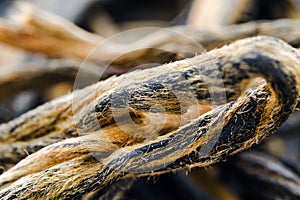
[0,36,299,199]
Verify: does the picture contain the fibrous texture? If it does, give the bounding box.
[0,36,299,199]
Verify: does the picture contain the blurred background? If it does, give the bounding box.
[0,0,299,199]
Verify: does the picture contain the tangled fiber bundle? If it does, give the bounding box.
[0,36,299,199]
